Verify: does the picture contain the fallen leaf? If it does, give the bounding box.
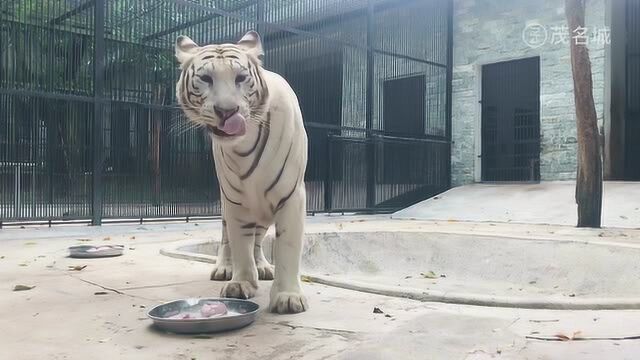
[300,275,312,283]
[98,338,110,343]
[13,285,35,291]
[337,223,344,230]
[373,307,384,314]
[77,238,91,242]
[529,319,559,323]
[421,271,439,279]
[384,314,392,318]
[94,291,109,295]
[0,256,5,259]
[555,331,582,341]
[130,236,136,240]
[620,215,628,220]
[404,275,412,279]
[129,247,136,250]
[24,242,37,246]
[19,263,28,267]
[68,265,87,271]
[103,237,111,241]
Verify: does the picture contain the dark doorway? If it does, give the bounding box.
[382,75,426,184]
[383,75,426,137]
[626,0,640,180]
[481,57,540,182]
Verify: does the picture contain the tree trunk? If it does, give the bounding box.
[565,0,603,228]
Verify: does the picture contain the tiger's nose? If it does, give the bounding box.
[214,106,239,120]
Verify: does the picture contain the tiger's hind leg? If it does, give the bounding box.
[254,225,274,280]
[210,218,233,281]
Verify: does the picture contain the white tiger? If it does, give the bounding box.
[175,31,308,314]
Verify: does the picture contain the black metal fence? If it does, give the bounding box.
[0,0,452,225]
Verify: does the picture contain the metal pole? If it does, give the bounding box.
[324,135,333,212]
[92,0,106,225]
[445,0,454,189]
[365,0,376,209]
[256,0,264,35]
[14,164,21,218]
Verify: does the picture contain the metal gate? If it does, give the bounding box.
[481,57,540,182]
[0,0,453,225]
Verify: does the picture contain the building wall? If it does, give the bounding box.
[451,0,607,185]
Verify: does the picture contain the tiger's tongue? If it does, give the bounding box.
[219,113,246,136]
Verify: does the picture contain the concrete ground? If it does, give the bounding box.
[393,181,640,228]
[2,217,640,359]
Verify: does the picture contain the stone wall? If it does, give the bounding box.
[451,0,607,185]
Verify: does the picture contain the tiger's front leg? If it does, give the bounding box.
[270,188,308,314]
[219,204,259,300]
[210,218,233,280]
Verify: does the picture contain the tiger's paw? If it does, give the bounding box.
[269,291,308,314]
[257,261,275,280]
[210,263,233,281]
[220,280,257,299]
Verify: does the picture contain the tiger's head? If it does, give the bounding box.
[175,31,267,140]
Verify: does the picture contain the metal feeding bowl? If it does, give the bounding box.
[68,245,124,258]
[147,298,260,334]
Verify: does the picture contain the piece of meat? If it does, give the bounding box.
[168,313,193,320]
[200,302,228,318]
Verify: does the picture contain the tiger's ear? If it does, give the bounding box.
[237,30,263,58]
[175,35,199,67]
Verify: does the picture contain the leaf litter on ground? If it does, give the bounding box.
[421,271,446,279]
[68,265,87,271]
[13,285,35,291]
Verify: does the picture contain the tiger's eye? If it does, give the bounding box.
[199,75,213,84]
[235,74,247,83]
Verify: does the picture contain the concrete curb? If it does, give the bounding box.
[304,275,640,311]
[160,242,640,311]
[159,239,217,264]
